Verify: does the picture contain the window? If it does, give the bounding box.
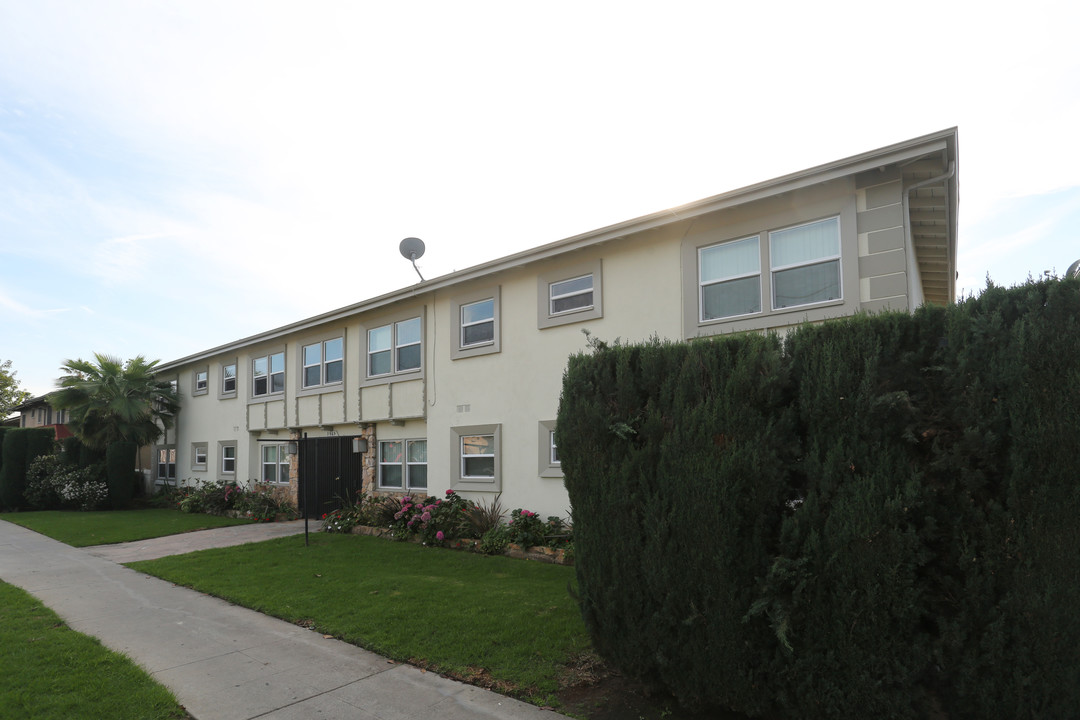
[156,447,176,482]
[451,287,500,360]
[221,361,237,396]
[451,424,501,489]
[192,443,208,470]
[303,337,344,388]
[700,235,761,321]
[194,369,209,395]
[461,299,495,347]
[261,444,290,484]
[252,352,285,397]
[538,420,563,478]
[367,317,422,378]
[769,217,841,309]
[538,260,603,329]
[550,275,593,315]
[378,439,427,490]
[220,444,236,476]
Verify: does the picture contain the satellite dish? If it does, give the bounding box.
[1067,259,1080,279]
[399,237,426,282]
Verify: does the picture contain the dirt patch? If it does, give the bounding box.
[554,652,754,720]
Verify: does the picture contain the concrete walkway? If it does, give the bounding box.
[0,519,572,720]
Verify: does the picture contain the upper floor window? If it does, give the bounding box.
[769,217,841,309]
[368,317,422,378]
[252,352,285,397]
[194,370,209,395]
[550,275,594,315]
[700,235,761,321]
[303,338,344,388]
[222,363,237,395]
[461,299,495,347]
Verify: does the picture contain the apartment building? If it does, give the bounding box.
[153,128,959,518]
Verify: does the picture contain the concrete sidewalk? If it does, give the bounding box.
[0,519,572,720]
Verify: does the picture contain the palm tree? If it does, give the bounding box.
[50,354,180,450]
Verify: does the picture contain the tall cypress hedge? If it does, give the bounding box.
[0,427,55,510]
[558,278,1080,719]
[106,440,138,509]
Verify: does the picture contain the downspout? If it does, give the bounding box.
[903,159,956,306]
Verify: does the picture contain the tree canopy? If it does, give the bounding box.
[0,359,32,419]
[50,354,180,450]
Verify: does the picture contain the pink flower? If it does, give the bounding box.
[436,531,444,541]
[445,489,453,496]
[421,512,431,522]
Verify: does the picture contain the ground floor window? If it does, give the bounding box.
[156,446,176,482]
[379,439,427,490]
[261,443,290,484]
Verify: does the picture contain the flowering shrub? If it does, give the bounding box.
[387,489,475,546]
[505,508,547,548]
[322,492,366,533]
[25,455,108,511]
[235,483,297,522]
[176,479,244,515]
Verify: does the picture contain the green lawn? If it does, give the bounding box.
[0,508,252,547]
[0,580,189,719]
[129,533,589,705]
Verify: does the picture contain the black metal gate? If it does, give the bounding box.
[297,436,364,517]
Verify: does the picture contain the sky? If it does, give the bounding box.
[1,1,1079,400]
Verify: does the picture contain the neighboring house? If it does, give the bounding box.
[153,129,959,518]
[11,394,73,440]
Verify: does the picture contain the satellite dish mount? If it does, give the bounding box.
[399,237,426,282]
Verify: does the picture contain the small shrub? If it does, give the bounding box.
[53,463,109,511]
[321,491,366,533]
[25,455,62,510]
[479,524,511,555]
[177,479,244,515]
[236,483,296,522]
[505,508,546,548]
[468,494,505,536]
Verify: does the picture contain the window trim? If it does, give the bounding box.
[450,287,501,360]
[698,235,762,323]
[299,335,345,394]
[192,442,208,471]
[538,420,563,478]
[768,216,843,311]
[360,309,426,386]
[451,423,501,491]
[250,348,286,402]
[193,368,209,396]
[259,442,291,485]
[680,193,858,338]
[218,441,237,480]
[220,359,238,398]
[537,259,603,329]
[377,437,428,491]
[155,445,177,483]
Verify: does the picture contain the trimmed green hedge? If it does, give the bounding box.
[106,440,138,509]
[0,428,55,510]
[558,278,1080,719]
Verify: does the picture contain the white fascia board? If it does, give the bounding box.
[156,129,958,373]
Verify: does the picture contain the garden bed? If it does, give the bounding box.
[347,523,573,564]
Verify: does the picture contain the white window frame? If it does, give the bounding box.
[698,235,762,323]
[377,438,427,491]
[363,312,424,383]
[220,361,237,398]
[252,351,285,398]
[451,288,500,359]
[219,442,237,479]
[550,274,594,316]
[768,216,842,311]
[538,420,563,478]
[260,443,291,484]
[538,259,604,329]
[460,299,495,349]
[193,369,209,396]
[302,337,344,390]
[192,443,208,471]
[451,423,501,491]
[156,446,177,483]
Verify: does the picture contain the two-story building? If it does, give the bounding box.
[153,128,959,518]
